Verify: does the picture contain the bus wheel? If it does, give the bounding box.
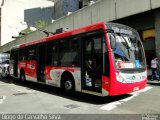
[20,71,26,81]
[62,77,75,94]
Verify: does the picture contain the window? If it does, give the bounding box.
[70,38,80,67]
[27,47,36,60]
[46,41,58,66]
[19,48,26,61]
[59,38,80,67]
[93,36,102,53]
[46,37,80,67]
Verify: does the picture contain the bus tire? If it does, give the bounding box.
[20,71,26,82]
[62,74,75,94]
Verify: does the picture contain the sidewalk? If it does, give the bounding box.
[147,79,160,83]
[147,80,160,87]
[147,68,160,85]
[147,78,160,86]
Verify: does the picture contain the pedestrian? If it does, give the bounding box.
[151,56,160,82]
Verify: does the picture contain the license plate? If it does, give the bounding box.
[133,87,139,91]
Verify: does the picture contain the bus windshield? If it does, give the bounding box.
[109,33,146,70]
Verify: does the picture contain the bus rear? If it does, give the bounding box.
[104,23,147,96]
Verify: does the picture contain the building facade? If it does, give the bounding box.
[0,0,55,46]
[54,0,80,19]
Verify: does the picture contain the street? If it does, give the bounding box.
[0,77,160,120]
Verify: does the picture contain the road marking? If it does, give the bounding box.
[0,96,6,104]
[120,94,138,102]
[100,101,121,111]
[100,86,152,111]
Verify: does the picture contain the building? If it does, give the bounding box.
[82,0,99,6]
[0,0,84,46]
[0,0,99,46]
[0,0,55,46]
[54,0,80,19]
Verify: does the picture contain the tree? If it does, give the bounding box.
[19,27,33,36]
[35,20,48,29]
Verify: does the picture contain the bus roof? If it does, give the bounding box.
[106,22,137,32]
[12,22,106,49]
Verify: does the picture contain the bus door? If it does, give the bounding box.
[37,45,46,82]
[82,34,103,93]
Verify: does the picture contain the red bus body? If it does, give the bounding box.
[10,22,147,96]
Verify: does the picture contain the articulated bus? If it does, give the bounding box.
[10,22,147,96]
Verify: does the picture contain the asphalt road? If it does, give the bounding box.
[0,77,160,120]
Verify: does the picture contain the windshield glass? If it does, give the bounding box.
[109,33,146,69]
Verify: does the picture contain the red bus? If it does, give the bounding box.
[10,22,147,96]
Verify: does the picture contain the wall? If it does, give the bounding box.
[155,10,160,56]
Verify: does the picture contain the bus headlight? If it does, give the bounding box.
[116,73,126,83]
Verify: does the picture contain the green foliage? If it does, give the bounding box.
[18,27,33,37]
[21,28,33,33]
[18,20,48,37]
[35,20,48,29]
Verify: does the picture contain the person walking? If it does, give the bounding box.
[151,56,160,82]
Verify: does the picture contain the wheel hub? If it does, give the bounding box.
[65,80,72,90]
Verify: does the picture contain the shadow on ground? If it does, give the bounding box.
[0,77,132,105]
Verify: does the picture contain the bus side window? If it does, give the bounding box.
[46,41,58,66]
[28,47,36,60]
[19,48,26,61]
[59,38,80,67]
[70,38,80,67]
